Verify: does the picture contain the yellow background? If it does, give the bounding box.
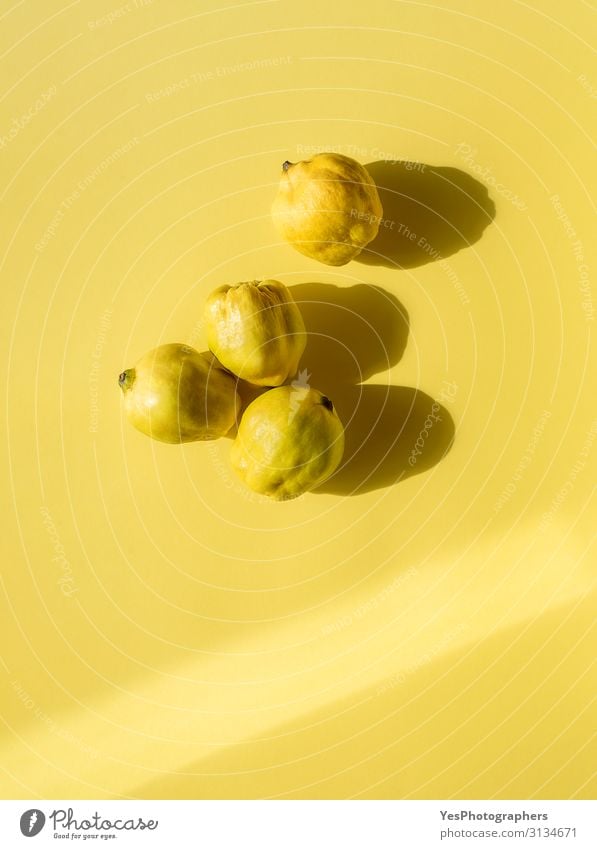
[1,0,595,799]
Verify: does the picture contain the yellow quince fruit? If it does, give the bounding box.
[118,343,239,443]
[271,152,383,266]
[204,279,306,386]
[230,383,344,500]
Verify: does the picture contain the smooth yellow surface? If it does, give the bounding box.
[0,0,595,799]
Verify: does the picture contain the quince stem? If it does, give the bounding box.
[118,369,136,392]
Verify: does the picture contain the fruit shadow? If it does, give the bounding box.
[315,384,455,496]
[292,282,409,385]
[357,161,496,269]
[291,283,454,494]
[227,381,455,497]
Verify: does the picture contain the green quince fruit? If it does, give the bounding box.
[271,152,383,266]
[204,279,306,386]
[118,343,239,443]
[230,383,344,500]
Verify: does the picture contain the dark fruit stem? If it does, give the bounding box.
[118,369,135,391]
[282,160,292,172]
[321,396,334,412]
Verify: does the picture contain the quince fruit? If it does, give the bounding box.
[118,343,239,443]
[271,152,383,266]
[204,279,306,386]
[230,383,344,500]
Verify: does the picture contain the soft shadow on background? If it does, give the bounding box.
[291,283,455,495]
[216,282,409,439]
[292,283,409,385]
[317,385,454,496]
[358,162,496,269]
